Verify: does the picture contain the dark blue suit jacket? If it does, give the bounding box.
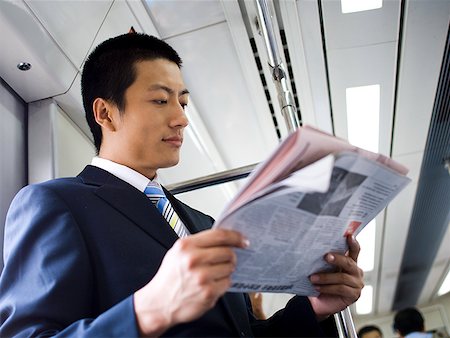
[0,165,328,337]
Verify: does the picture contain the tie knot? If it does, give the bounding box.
[144,182,166,206]
[144,181,190,237]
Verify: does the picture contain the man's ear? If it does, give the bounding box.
[92,98,117,132]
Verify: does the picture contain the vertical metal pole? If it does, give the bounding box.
[334,313,347,338]
[254,0,300,132]
[342,307,358,338]
[254,1,358,338]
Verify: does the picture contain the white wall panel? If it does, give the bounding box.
[28,99,94,183]
[54,107,95,178]
[0,79,27,270]
[28,99,57,183]
[53,73,91,140]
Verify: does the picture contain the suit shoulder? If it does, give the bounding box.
[12,177,86,206]
[19,176,82,193]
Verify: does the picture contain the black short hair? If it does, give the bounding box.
[81,33,182,153]
[393,308,425,336]
[358,325,382,338]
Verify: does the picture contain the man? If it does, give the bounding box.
[393,308,435,338]
[358,325,383,338]
[0,33,363,337]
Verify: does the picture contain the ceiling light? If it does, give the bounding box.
[356,220,376,272]
[341,0,383,14]
[346,84,380,153]
[437,267,450,296]
[356,285,373,314]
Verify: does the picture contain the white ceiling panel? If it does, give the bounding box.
[167,22,278,169]
[145,0,226,39]
[393,151,424,184]
[419,221,450,305]
[327,42,397,156]
[221,0,280,145]
[278,0,331,131]
[377,151,424,313]
[391,0,450,157]
[293,0,334,133]
[127,0,160,35]
[242,0,290,139]
[321,0,400,50]
[53,0,160,140]
[0,0,77,102]
[378,182,417,313]
[24,0,112,68]
[88,0,157,57]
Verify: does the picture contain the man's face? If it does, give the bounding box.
[111,58,189,178]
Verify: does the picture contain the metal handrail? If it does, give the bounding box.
[166,163,257,195]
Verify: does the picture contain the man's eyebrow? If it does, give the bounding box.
[148,84,190,96]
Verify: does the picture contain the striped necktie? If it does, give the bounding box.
[144,181,189,238]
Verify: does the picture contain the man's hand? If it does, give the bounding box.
[308,235,364,320]
[134,229,248,336]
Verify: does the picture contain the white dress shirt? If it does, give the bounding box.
[91,157,190,237]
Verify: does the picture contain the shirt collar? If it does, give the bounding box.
[91,157,159,192]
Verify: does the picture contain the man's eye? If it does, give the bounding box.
[181,102,188,109]
[153,100,167,105]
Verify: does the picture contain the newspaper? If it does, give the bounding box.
[213,126,410,296]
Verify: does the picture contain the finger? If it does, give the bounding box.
[198,247,237,266]
[313,283,361,302]
[188,263,235,289]
[203,262,236,282]
[177,246,236,272]
[310,271,363,289]
[211,276,233,295]
[346,235,360,262]
[189,229,249,249]
[324,252,361,276]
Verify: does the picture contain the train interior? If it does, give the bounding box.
[1,0,450,336]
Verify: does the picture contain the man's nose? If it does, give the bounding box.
[170,103,189,128]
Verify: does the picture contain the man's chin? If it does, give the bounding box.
[160,158,180,169]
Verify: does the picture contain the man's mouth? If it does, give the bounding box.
[163,136,183,147]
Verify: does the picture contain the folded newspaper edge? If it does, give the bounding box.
[213,126,411,296]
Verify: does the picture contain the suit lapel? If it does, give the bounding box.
[79,165,179,250]
[163,188,212,234]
